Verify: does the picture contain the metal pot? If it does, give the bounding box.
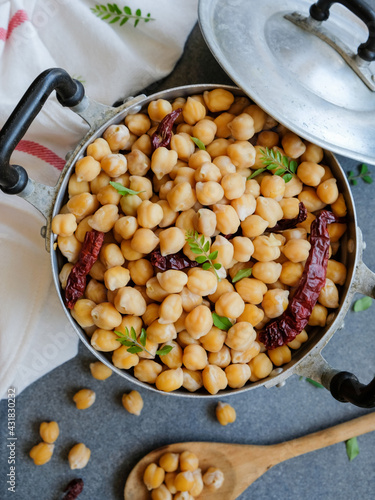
[0,68,374,407]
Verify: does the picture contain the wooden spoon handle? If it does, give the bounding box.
[272,412,375,463]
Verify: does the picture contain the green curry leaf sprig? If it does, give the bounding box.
[185,230,222,280]
[114,327,173,357]
[248,147,298,183]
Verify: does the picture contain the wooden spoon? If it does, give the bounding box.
[124,412,375,499]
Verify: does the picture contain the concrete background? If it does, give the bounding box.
[1,6,375,500]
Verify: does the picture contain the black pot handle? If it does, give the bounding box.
[330,372,375,407]
[0,68,84,195]
[309,0,375,61]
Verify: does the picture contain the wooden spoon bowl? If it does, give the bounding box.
[124,412,375,499]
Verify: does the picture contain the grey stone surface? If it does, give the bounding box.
[1,16,375,500]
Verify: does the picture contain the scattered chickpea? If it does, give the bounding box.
[89,361,112,380]
[39,421,59,444]
[29,442,54,465]
[216,402,236,426]
[68,443,91,470]
[72,389,96,410]
[122,390,144,416]
[202,467,225,491]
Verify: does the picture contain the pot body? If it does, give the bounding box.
[2,77,374,401]
[46,84,371,398]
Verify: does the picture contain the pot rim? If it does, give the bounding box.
[49,83,360,398]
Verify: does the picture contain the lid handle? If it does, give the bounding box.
[310,0,375,61]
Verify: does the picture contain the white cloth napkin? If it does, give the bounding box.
[0,0,198,398]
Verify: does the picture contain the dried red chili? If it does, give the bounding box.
[270,202,307,232]
[62,478,84,500]
[151,108,182,150]
[65,230,104,309]
[259,210,340,350]
[150,249,199,271]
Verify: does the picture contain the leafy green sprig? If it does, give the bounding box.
[212,312,233,331]
[190,136,206,150]
[346,437,360,461]
[248,147,297,183]
[347,163,372,185]
[232,268,252,283]
[91,4,154,27]
[353,296,372,312]
[114,327,173,356]
[185,230,222,280]
[109,181,144,196]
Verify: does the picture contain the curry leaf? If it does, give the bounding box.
[346,437,360,461]
[353,296,372,312]
[212,312,232,331]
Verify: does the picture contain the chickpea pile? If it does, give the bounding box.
[144,450,224,498]
[53,88,348,395]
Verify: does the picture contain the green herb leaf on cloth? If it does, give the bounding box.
[91,4,155,27]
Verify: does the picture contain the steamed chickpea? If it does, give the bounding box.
[308,304,328,327]
[194,162,222,182]
[238,304,264,327]
[215,292,245,319]
[184,305,214,339]
[225,363,251,388]
[159,294,183,324]
[126,149,151,176]
[100,243,125,269]
[52,213,77,237]
[87,137,112,161]
[213,204,241,235]
[211,235,234,269]
[287,329,309,349]
[280,261,304,287]
[155,367,184,392]
[281,132,306,158]
[151,147,178,180]
[260,175,285,201]
[257,130,279,148]
[227,112,255,140]
[318,278,339,308]
[255,196,283,227]
[283,174,303,197]
[225,322,256,351]
[202,364,228,394]
[300,142,324,163]
[278,197,300,219]
[200,327,227,353]
[187,268,218,296]
[195,181,224,205]
[235,278,267,305]
[103,124,130,151]
[249,353,273,381]
[147,321,177,344]
[297,161,325,187]
[331,193,347,217]
[326,260,347,285]
[114,287,147,316]
[183,344,208,370]
[227,141,256,169]
[148,99,173,122]
[231,341,261,363]
[137,200,164,229]
[192,118,217,145]
[203,88,234,112]
[71,299,96,328]
[167,182,197,211]
[159,227,185,256]
[282,239,311,263]
[88,204,119,232]
[170,132,196,161]
[134,360,163,384]
[317,178,339,205]
[262,289,289,318]
[252,261,282,284]
[267,345,292,366]
[252,234,282,262]
[128,259,154,286]
[75,156,101,182]
[232,236,254,262]
[241,214,268,238]
[193,208,217,237]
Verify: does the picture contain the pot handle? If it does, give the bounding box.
[328,261,375,407]
[309,0,375,61]
[295,261,375,408]
[0,68,84,195]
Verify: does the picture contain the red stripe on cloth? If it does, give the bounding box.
[16,140,66,171]
[0,10,28,41]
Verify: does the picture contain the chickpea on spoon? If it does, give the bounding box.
[124,413,375,499]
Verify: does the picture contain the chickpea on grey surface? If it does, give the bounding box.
[52,88,347,395]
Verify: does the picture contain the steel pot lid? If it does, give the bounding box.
[198,0,375,164]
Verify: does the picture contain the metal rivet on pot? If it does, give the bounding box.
[40,226,47,238]
[337,321,345,330]
[65,151,73,161]
[363,241,367,250]
[270,368,283,378]
[276,381,286,388]
[347,239,355,253]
